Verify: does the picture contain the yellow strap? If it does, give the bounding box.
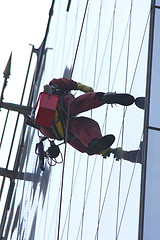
[51,104,67,140]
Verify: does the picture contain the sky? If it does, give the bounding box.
[0,0,51,237]
[0,0,51,93]
[0,0,152,239]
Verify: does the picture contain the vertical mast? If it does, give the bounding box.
[139,0,160,239]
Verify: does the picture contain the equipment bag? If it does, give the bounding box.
[34,92,59,128]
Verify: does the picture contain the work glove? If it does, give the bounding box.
[43,85,56,95]
[43,84,51,93]
[112,148,127,161]
[100,147,127,160]
[100,148,113,158]
[77,82,94,93]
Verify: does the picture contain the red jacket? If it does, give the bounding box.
[34,78,77,140]
[49,78,77,91]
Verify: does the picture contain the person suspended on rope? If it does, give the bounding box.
[31,77,144,158]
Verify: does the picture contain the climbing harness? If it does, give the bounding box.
[35,136,64,171]
[34,85,71,141]
[30,84,76,171]
[35,136,47,171]
[28,86,76,171]
[46,140,63,167]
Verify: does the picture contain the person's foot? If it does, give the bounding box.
[87,134,115,155]
[135,97,145,109]
[103,92,134,106]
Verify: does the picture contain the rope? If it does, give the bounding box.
[56,1,90,239]
[61,15,68,74]
[55,2,150,240]
[95,14,116,91]
[94,159,115,240]
[95,10,132,92]
[60,154,82,239]
[115,12,150,234]
[93,0,103,90]
[116,134,143,238]
[51,1,62,76]
[81,9,89,83]
[46,185,61,239]
[93,6,150,240]
[66,150,76,240]
[82,21,99,84]
[63,11,79,71]
[94,0,118,229]
[115,14,151,237]
[114,10,150,239]
[70,0,90,78]
[96,158,105,240]
[67,2,120,238]
[80,157,89,239]
[115,1,133,238]
[108,1,117,92]
[78,2,107,237]
[111,15,131,91]
[94,2,117,238]
[129,10,151,93]
[76,155,99,239]
[43,169,52,239]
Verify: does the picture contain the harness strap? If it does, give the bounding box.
[41,90,76,142]
[57,104,66,135]
[58,94,78,143]
[50,100,68,140]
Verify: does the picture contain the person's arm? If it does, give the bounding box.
[49,78,94,93]
[49,78,77,91]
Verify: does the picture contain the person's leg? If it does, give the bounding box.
[68,137,88,153]
[70,117,102,146]
[124,150,142,163]
[70,117,115,155]
[64,92,104,116]
[107,145,143,164]
[63,92,135,116]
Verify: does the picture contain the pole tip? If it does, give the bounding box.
[3,52,12,79]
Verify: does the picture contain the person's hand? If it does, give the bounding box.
[77,82,94,93]
[43,85,51,93]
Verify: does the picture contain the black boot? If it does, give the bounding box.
[103,92,134,106]
[87,134,115,155]
[135,97,145,110]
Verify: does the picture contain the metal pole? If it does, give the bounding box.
[0,53,12,103]
[66,0,72,12]
[138,1,156,239]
